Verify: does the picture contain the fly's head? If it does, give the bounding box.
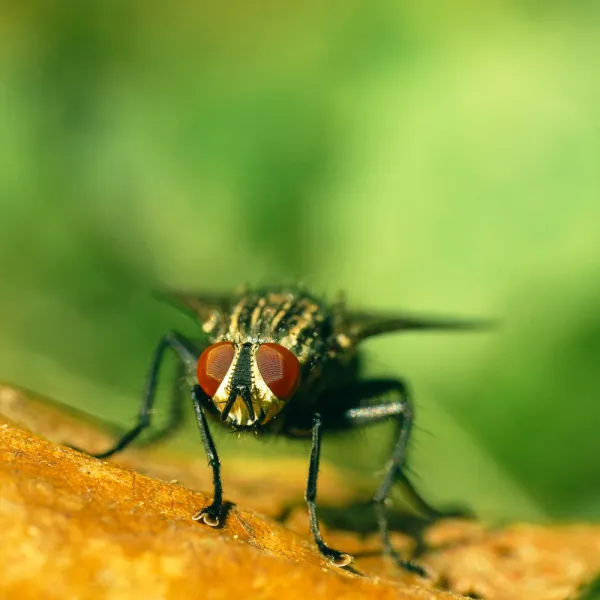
[196,339,301,429]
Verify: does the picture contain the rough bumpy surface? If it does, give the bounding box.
[1,383,599,600]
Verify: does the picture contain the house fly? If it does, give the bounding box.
[77,286,487,572]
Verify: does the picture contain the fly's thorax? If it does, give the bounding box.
[215,289,334,365]
[197,339,301,429]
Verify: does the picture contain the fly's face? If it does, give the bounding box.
[196,340,301,428]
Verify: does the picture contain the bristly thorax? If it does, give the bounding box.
[213,289,333,365]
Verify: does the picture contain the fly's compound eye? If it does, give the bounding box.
[197,342,235,398]
[256,343,301,400]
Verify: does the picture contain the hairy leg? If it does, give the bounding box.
[304,413,353,567]
[78,331,198,458]
[190,385,223,527]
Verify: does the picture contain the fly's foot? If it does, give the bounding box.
[68,444,104,459]
[67,443,121,460]
[192,505,221,527]
[391,553,428,578]
[320,545,353,568]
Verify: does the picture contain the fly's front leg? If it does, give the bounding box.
[306,413,353,567]
[75,331,198,459]
[191,385,223,527]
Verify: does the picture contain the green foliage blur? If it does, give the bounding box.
[1,2,599,523]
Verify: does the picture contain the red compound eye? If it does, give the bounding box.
[256,343,301,400]
[197,342,235,398]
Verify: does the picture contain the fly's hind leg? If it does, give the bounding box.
[325,378,438,575]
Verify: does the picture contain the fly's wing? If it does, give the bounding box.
[156,289,238,331]
[343,309,496,343]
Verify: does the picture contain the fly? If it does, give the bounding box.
[77,286,489,572]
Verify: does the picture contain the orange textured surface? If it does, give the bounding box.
[1,383,599,600]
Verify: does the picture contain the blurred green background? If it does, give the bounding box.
[1,1,599,523]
